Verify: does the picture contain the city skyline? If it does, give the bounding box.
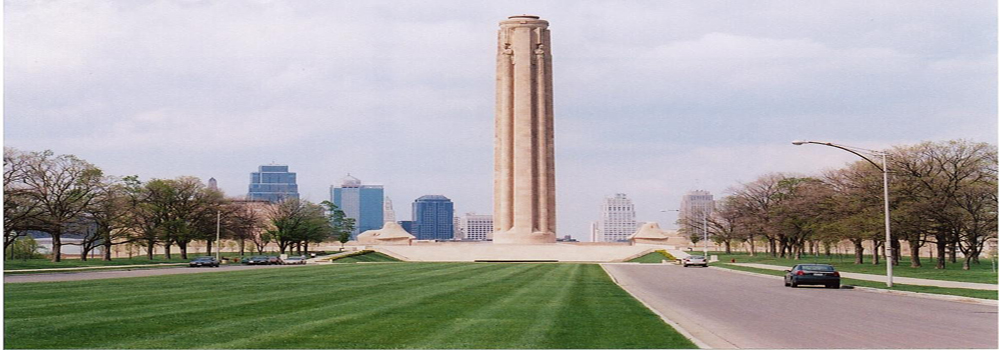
[5,1,995,241]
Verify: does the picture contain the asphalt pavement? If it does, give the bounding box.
[602,263,998,349]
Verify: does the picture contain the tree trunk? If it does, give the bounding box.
[768,238,777,257]
[206,239,213,257]
[872,241,881,265]
[238,239,245,256]
[891,239,900,266]
[102,239,113,261]
[304,241,309,256]
[948,241,957,263]
[50,233,62,262]
[80,246,90,261]
[935,237,947,269]
[146,241,155,260]
[179,242,188,260]
[748,235,756,256]
[164,243,172,260]
[909,240,922,268]
[853,240,864,264]
[824,242,832,257]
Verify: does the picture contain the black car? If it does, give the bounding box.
[784,264,840,288]
[189,256,219,268]
[243,256,271,265]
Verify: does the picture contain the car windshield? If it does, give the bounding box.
[801,265,835,272]
[194,257,212,260]
[688,256,705,260]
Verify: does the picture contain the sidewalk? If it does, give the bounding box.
[731,263,998,291]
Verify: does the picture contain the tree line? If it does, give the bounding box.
[4,147,354,262]
[679,140,997,270]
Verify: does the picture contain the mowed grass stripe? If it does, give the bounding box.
[189,264,537,349]
[226,264,554,349]
[5,263,696,349]
[4,263,452,324]
[7,264,497,348]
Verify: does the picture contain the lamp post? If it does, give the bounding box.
[792,140,893,287]
[215,210,221,261]
[663,208,709,257]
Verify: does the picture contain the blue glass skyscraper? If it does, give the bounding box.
[412,195,454,241]
[331,175,384,239]
[247,165,299,203]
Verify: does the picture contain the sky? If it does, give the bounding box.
[4,0,997,240]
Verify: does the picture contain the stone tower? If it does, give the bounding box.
[493,15,556,244]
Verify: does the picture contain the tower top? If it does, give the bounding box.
[508,15,539,19]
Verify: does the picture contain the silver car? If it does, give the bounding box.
[681,255,708,267]
[283,256,307,265]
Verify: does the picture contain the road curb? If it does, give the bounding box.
[713,265,998,306]
[600,264,721,349]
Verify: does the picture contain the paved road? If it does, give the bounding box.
[733,263,998,290]
[4,264,299,283]
[603,264,998,349]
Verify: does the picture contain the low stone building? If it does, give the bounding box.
[357,222,416,245]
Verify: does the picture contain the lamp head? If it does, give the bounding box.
[791,140,807,145]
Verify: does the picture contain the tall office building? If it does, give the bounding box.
[247,165,299,203]
[679,190,715,237]
[595,193,637,242]
[384,196,397,223]
[453,217,464,240]
[331,174,384,239]
[412,195,454,241]
[460,213,494,241]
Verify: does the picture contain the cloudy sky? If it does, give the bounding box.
[5,1,996,240]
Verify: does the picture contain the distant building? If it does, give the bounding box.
[412,195,454,240]
[208,177,218,191]
[453,216,464,240]
[398,221,414,234]
[384,196,396,223]
[679,190,715,238]
[247,165,299,203]
[595,193,637,242]
[460,213,494,241]
[331,174,384,239]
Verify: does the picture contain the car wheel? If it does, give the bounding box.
[784,278,790,287]
[790,279,798,288]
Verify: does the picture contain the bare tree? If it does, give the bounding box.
[19,150,103,262]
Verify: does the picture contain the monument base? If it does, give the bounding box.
[492,230,556,244]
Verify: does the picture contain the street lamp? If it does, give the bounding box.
[663,208,709,257]
[792,140,893,287]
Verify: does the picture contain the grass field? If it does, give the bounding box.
[2,256,208,270]
[715,251,998,284]
[628,251,675,264]
[4,263,696,349]
[714,263,998,300]
[330,252,400,263]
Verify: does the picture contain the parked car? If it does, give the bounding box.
[189,256,219,268]
[283,256,306,265]
[784,264,841,288]
[681,255,708,267]
[267,256,283,265]
[243,256,271,265]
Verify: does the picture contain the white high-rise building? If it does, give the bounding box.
[460,213,494,241]
[595,193,637,242]
[679,190,715,237]
[453,216,463,240]
[384,196,396,223]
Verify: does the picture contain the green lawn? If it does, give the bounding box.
[4,263,696,349]
[628,251,676,264]
[3,256,205,270]
[714,263,998,300]
[715,251,998,284]
[330,252,400,263]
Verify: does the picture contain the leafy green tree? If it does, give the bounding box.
[3,147,45,250]
[321,201,354,251]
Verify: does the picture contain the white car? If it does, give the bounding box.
[681,255,708,267]
[282,256,307,265]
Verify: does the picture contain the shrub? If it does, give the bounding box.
[6,237,45,260]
